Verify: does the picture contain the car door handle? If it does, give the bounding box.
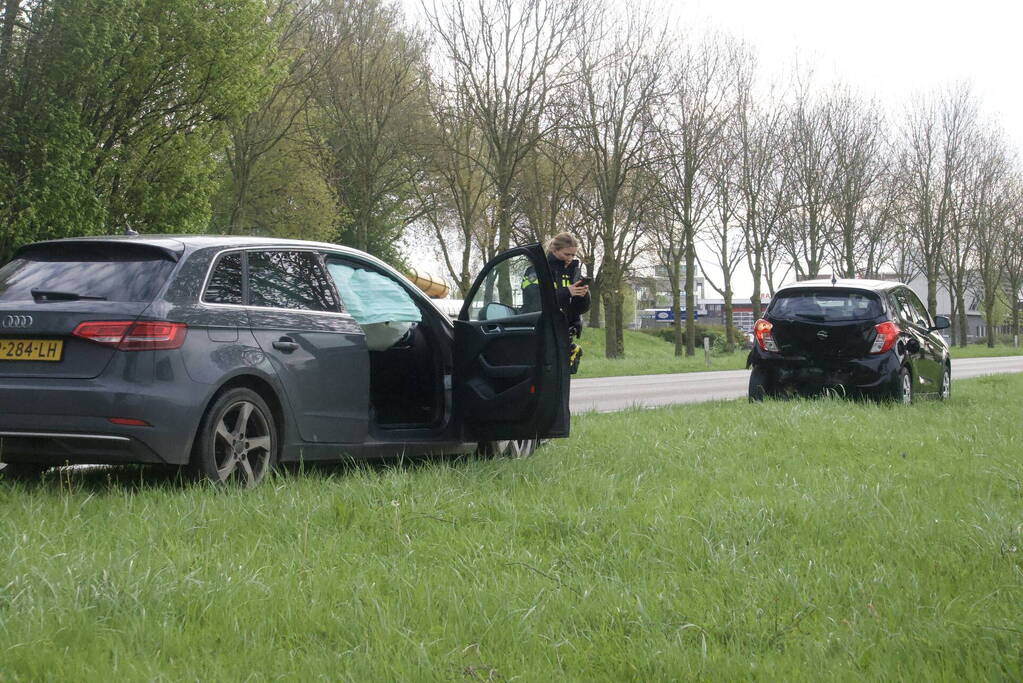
[272,337,299,352]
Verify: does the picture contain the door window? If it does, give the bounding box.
[905,290,932,328]
[203,252,243,305]
[324,259,423,351]
[248,251,338,312]
[465,254,536,321]
[892,289,924,327]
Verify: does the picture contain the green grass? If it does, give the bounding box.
[950,342,1023,358]
[3,375,1023,680]
[574,327,747,378]
[574,330,1023,379]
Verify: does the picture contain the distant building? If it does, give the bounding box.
[627,265,706,329]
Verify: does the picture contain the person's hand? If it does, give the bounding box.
[568,282,588,297]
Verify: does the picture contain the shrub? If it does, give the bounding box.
[641,322,746,352]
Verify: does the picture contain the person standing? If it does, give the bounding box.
[521,232,590,435]
[521,232,590,328]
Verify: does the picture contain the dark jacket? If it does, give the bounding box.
[521,252,591,328]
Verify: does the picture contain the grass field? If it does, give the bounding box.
[574,327,748,378]
[950,342,1023,359]
[2,375,1022,680]
[574,328,1023,380]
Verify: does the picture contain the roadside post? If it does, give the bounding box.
[703,336,710,367]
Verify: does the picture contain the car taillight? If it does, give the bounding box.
[73,321,187,351]
[870,321,900,354]
[753,318,779,352]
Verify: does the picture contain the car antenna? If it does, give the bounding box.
[123,213,139,236]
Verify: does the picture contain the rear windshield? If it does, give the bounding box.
[769,289,884,322]
[0,243,177,303]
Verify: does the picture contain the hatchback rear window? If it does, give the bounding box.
[769,289,883,321]
[0,243,177,303]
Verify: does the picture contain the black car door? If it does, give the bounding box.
[453,244,568,440]
[902,288,945,391]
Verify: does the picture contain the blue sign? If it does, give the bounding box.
[653,309,698,321]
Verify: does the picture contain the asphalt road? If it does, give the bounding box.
[569,355,1023,414]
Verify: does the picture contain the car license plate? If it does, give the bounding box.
[0,339,64,361]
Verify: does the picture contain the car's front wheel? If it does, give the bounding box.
[191,388,277,487]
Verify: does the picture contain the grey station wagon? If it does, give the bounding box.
[0,236,569,485]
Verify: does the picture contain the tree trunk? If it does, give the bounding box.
[723,290,734,352]
[926,263,939,319]
[588,270,602,329]
[684,232,696,357]
[956,290,968,348]
[670,273,683,357]
[985,302,996,347]
[602,284,621,359]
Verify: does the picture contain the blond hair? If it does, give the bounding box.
[547,232,579,254]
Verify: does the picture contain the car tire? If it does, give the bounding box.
[0,462,48,481]
[191,388,278,487]
[938,365,951,401]
[748,366,773,402]
[477,439,538,459]
[893,366,913,405]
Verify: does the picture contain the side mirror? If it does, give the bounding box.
[930,315,951,331]
[481,302,516,320]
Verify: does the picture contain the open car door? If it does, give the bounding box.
[454,244,569,440]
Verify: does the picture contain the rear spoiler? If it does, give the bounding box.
[12,238,185,263]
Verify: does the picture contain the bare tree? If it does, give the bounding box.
[1002,182,1023,341]
[901,86,975,317]
[657,34,734,356]
[425,0,581,258]
[857,157,907,279]
[971,127,1013,347]
[697,134,745,350]
[417,83,495,296]
[826,90,886,276]
[569,3,668,357]
[779,82,835,280]
[733,69,785,318]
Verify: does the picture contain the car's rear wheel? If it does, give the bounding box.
[0,462,48,482]
[938,365,951,401]
[748,366,773,402]
[895,366,913,404]
[477,439,538,459]
[191,388,277,487]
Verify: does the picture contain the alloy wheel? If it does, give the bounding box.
[212,399,273,487]
[900,370,913,404]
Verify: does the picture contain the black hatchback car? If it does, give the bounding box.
[747,279,951,403]
[0,236,569,485]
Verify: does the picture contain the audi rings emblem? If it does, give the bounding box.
[2,315,33,328]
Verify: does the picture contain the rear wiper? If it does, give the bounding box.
[31,288,108,302]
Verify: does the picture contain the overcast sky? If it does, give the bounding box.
[677,0,1023,152]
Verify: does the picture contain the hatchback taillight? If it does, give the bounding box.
[753,318,779,352]
[72,321,187,351]
[869,321,900,354]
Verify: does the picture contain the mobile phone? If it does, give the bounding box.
[576,276,591,286]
